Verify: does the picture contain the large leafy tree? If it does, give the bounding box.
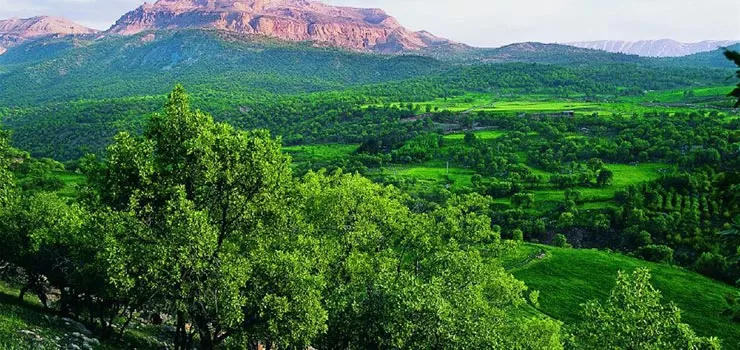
[571,268,720,350]
[84,86,325,349]
[297,170,562,349]
[725,50,740,108]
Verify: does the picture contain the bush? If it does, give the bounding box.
[512,229,524,242]
[636,231,653,247]
[694,252,729,281]
[636,245,674,264]
[553,234,571,248]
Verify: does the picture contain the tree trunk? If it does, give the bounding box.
[18,284,29,302]
[195,313,215,350]
[175,311,186,350]
[118,308,134,341]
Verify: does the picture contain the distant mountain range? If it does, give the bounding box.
[0,16,97,54]
[567,39,740,57]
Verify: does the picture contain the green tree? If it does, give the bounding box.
[553,234,571,248]
[0,128,15,207]
[571,269,720,349]
[725,50,740,108]
[596,169,614,187]
[85,86,323,349]
[297,171,562,349]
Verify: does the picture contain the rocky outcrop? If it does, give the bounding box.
[107,0,452,52]
[566,39,740,57]
[0,16,97,54]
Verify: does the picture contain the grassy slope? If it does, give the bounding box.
[0,283,165,350]
[378,90,740,118]
[0,283,107,350]
[508,244,740,349]
[51,171,86,199]
[283,144,359,163]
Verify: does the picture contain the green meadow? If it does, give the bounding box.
[282,144,359,163]
[506,244,740,348]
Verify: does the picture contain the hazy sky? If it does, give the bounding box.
[1,0,739,47]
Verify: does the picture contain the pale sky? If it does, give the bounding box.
[1,0,738,47]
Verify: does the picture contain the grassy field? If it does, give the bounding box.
[443,130,508,141]
[51,171,85,199]
[637,86,738,104]
[373,90,740,118]
[371,163,475,191]
[283,144,359,163]
[523,163,672,204]
[506,244,740,349]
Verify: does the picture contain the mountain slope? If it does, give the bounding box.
[0,16,97,54]
[419,42,651,65]
[0,30,446,105]
[106,0,453,53]
[658,43,740,68]
[567,39,740,57]
[507,244,740,348]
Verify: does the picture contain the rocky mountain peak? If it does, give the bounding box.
[0,16,97,38]
[107,0,451,52]
[0,16,97,54]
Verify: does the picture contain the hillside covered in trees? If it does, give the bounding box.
[1,86,736,349]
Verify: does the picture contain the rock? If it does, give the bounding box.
[0,16,98,51]
[18,329,36,336]
[106,0,453,53]
[63,319,92,335]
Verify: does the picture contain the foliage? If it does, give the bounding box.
[724,50,740,108]
[636,245,675,264]
[554,234,571,248]
[0,86,558,349]
[511,245,740,347]
[571,268,721,350]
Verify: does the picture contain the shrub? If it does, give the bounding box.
[636,231,653,247]
[636,245,674,264]
[694,252,729,281]
[512,229,524,242]
[553,234,571,248]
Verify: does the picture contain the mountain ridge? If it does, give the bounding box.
[567,39,740,57]
[105,0,454,53]
[0,16,97,53]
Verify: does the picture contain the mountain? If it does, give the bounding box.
[0,30,448,106]
[567,39,740,57]
[106,0,453,53]
[420,42,649,65]
[658,43,740,68]
[0,16,97,54]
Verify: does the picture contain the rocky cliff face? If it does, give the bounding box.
[0,16,97,54]
[566,39,740,57]
[107,0,452,52]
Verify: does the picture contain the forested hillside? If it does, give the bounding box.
[1,86,736,349]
